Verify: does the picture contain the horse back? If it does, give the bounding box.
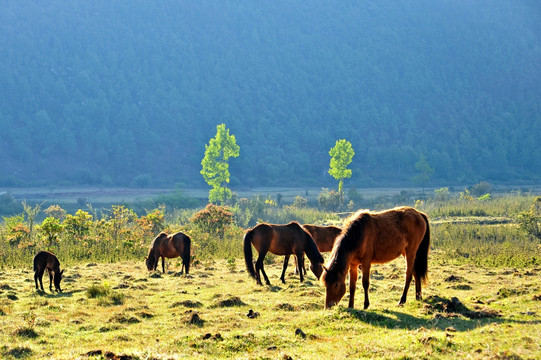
[367,207,427,262]
[171,231,190,250]
[304,224,341,252]
[251,222,302,255]
[33,251,60,272]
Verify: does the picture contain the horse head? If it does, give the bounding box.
[321,266,346,309]
[310,261,324,280]
[145,254,156,271]
[53,269,64,292]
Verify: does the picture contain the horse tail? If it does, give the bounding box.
[182,235,191,274]
[243,229,257,279]
[414,213,430,284]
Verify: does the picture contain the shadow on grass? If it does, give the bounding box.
[34,289,75,298]
[340,305,538,332]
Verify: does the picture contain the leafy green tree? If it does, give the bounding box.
[201,124,240,204]
[411,153,434,195]
[328,139,355,193]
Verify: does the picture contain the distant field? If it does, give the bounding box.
[1,186,418,208]
[0,256,539,359]
[4,184,540,203]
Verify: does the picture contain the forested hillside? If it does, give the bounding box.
[1,1,540,188]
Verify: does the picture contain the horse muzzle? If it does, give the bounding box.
[325,301,336,310]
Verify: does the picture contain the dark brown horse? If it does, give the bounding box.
[33,251,64,292]
[303,224,342,253]
[146,231,191,274]
[244,221,324,285]
[290,224,342,275]
[321,207,430,309]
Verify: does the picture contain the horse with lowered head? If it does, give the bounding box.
[321,206,430,309]
[244,221,324,285]
[146,231,191,274]
[33,251,64,292]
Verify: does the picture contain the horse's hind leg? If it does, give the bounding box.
[34,269,40,290]
[413,271,422,300]
[280,255,290,284]
[399,256,415,305]
[255,251,270,286]
[37,268,46,292]
[294,255,306,275]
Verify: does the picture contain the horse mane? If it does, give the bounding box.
[148,232,168,259]
[323,210,370,284]
[302,228,324,264]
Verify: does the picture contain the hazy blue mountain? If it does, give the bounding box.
[1,1,540,188]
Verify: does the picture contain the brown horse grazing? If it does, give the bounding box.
[244,221,324,285]
[33,251,64,292]
[321,207,430,310]
[290,224,342,275]
[146,232,191,274]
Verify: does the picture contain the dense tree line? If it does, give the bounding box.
[0,1,540,188]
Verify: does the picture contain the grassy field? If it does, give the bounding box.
[0,254,539,359]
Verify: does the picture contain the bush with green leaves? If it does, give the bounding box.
[63,209,93,240]
[318,188,344,212]
[38,217,63,246]
[517,196,541,239]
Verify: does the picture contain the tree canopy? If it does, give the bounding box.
[328,139,355,193]
[201,124,240,203]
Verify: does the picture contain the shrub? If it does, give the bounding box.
[434,187,451,202]
[470,181,492,197]
[517,196,541,239]
[63,210,93,239]
[292,196,308,208]
[318,188,344,212]
[44,205,66,221]
[38,217,64,246]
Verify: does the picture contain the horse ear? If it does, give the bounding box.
[144,257,147,261]
[60,269,64,275]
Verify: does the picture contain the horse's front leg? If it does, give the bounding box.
[280,255,290,284]
[48,269,54,291]
[296,251,305,283]
[161,256,166,273]
[361,263,371,309]
[348,265,358,308]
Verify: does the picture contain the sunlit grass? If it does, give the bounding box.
[0,257,539,359]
